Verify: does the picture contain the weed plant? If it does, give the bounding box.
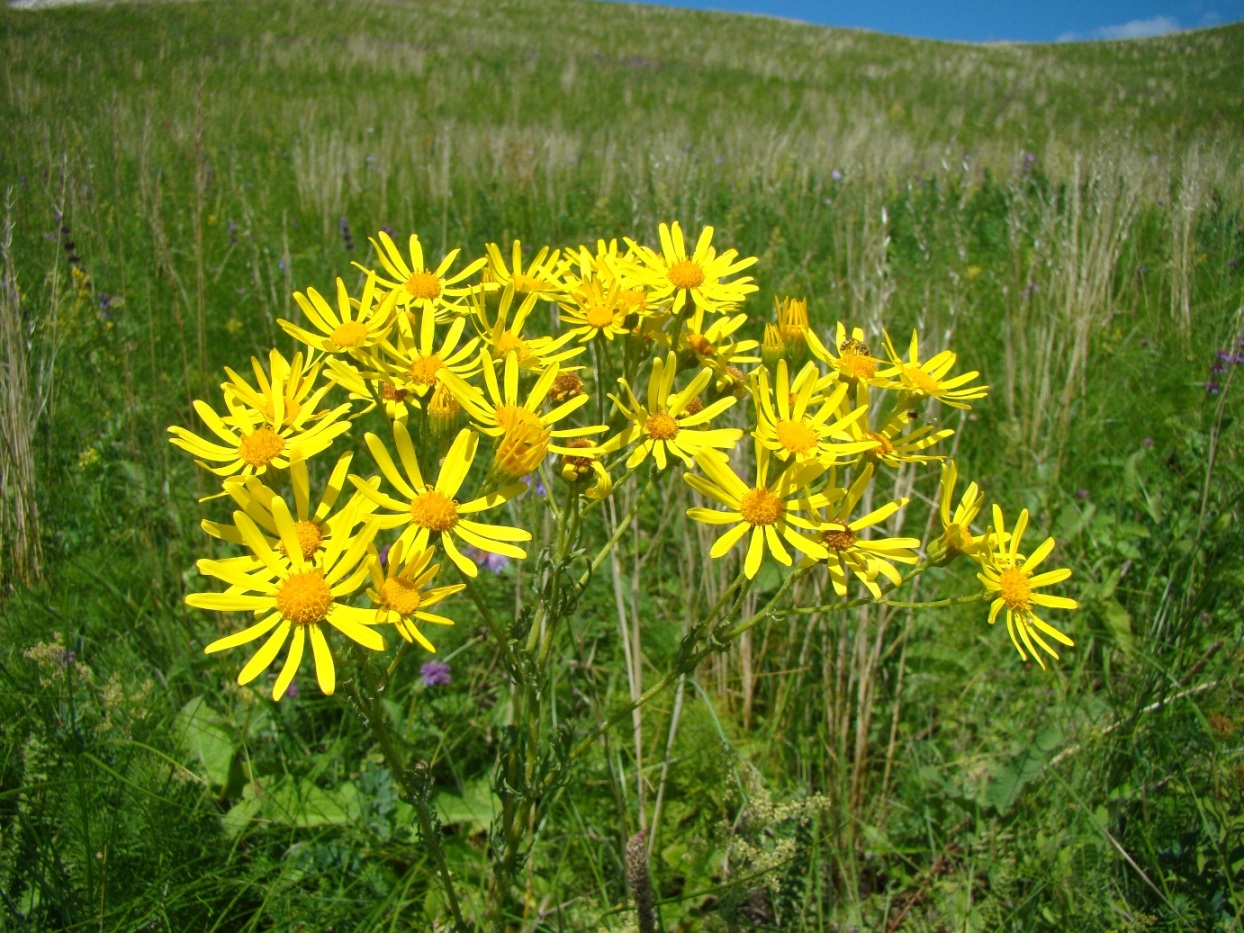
[1,1,1242,930]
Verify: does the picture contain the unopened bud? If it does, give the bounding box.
[761,324,785,369]
[427,382,460,443]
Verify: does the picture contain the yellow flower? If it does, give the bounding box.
[978,506,1077,669]
[606,353,743,471]
[473,283,584,374]
[439,349,604,455]
[168,380,351,481]
[810,464,920,598]
[932,460,990,561]
[281,273,398,355]
[808,322,886,387]
[753,360,873,464]
[379,301,480,400]
[187,498,382,699]
[843,385,954,467]
[350,425,531,578]
[627,222,758,316]
[366,541,464,652]
[492,417,551,482]
[559,278,631,343]
[485,240,566,302]
[668,309,759,368]
[360,230,486,320]
[877,329,989,409]
[202,453,375,567]
[685,441,835,579]
[322,356,415,423]
[220,349,331,430]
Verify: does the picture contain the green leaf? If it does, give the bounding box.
[174,696,236,787]
[985,726,1062,816]
[263,778,363,828]
[434,778,497,832]
[222,795,263,837]
[1102,600,1134,656]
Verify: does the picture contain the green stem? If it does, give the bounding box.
[456,563,523,681]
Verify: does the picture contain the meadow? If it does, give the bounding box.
[1,0,1242,929]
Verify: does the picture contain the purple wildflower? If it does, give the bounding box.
[284,682,299,698]
[1206,381,1222,395]
[1142,437,1154,448]
[420,661,452,687]
[377,543,392,571]
[830,169,843,181]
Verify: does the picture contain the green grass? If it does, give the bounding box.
[1,0,1242,929]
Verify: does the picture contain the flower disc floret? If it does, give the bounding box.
[405,272,442,300]
[408,355,445,386]
[380,576,423,616]
[740,487,783,526]
[668,259,706,290]
[411,489,458,532]
[999,566,1033,611]
[278,520,325,561]
[646,412,680,440]
[238,427,286,467]
[275,570,334,625]
[775,420,819,455]
[822,527,855,551]
[331,320,370,349]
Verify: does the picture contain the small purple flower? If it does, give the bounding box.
[97,293,111,310]
[377,543,392,571]
[420,661,452,687]
[524,473,546,497]
[830,169,843,181]
[284,682,300,698]
[1217,349,1232,361]
[1206,380,1222,394]
[1142,437,1155,448]
[380,224,395,237]
[1212,361,1227,374]
[1076,488,1089,500]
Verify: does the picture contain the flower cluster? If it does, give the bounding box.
[173,221,1080,698]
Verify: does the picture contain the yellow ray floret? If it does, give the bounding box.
[358,230,486,321]
[877,329,989,409]
[472,282,585,374]
[187,498,382,700]
[753,360,873,464]
[685,440,837,579]
[626,222,758,316]
[978,505,1077,669]
[349,425,531,578]
[485,240,567,302]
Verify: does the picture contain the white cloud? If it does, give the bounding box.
[1057,15,1183,42]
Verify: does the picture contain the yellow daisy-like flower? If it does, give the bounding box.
[808,322,886,387]
[366,541,464,652]
[606,353,743,471]
[559,278,631,343]
[485,240,566,302]
[472,283,585,374]
[628,222,758,316]
[558,437,613,500]
[380,301,480,400]
[439,349,604,455]
[931,459,990,562]
[322,356,415,423]
[753,360,873,463]
[359,230,486,321]
[877,329,989,409]
[202,453,375,566]
[685,441,836,579]
[843,386,954,467]
[978,505,1077,669]
[281,273,398,355]
[169,382,352,481]
[187,498,382,700]
[350,425,531,578]
[664,308,759,369]
[220,349,330,430]
[811,464,920,598]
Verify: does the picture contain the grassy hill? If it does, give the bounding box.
[1,2,1242,930]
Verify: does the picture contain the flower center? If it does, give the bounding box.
[330,320,370,349]
[405,271,442,301]
[550,372,584,401]
[667,259,706,290]
[739,487,783,526]
[410,488,459,532]
[618,289,647,314]
[866,431,894,457]
[380,576,423,616]
[274,570,333,625]
[775,419,819,455]
[494,332,530,360]
[496,405,543,434]
[903,365,940,395]
[686,333,714,357]
[407,355,444,386]
[999,566,1032,611]
[838,348,876,381]
[683,397,703,416]
[512,273,545,294]
[646,412,680,440]
[278,520,324,561]
[585,304,617,329]
[821,525,855,551]
[238,426,285,467]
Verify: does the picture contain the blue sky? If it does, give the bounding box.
[602,0,1243,42]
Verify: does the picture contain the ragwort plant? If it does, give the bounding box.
[170,220,1081,927]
